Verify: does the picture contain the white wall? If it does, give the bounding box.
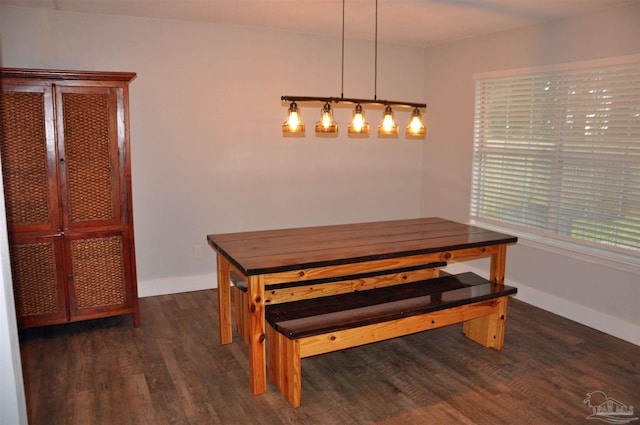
[0,5,426,296]
[0,162,27,423]
[421,1,640,345]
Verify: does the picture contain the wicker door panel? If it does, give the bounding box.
[57,87,122,229]
[0,85,60,232]
[67,233,131,316]
[9,235,68,326]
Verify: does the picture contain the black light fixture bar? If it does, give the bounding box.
[281,95,426,110]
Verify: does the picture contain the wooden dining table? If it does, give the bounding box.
[206,217,517,395]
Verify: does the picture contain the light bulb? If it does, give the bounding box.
[352,114,364,131]
[321,109,333,129]
[382,114,394,132]
[409,116,421,132]
[288,111,301,130]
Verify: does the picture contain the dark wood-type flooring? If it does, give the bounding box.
[19,290,639,424]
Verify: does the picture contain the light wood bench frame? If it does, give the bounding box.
[266,272,517,407]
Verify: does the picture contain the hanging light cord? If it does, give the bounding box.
[281,0,426,110]
[374,0,378,101]
[341,0,345,98]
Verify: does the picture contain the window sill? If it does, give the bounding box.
[470,219,640,275]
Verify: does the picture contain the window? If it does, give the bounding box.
[471,57,640,259]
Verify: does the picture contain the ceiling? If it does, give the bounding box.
[0,0,635,46]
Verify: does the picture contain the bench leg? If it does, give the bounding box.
[232,287,250,345]
[463,296,509,350]
[267,325,302,408]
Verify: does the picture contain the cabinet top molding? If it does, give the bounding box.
[0,68,136,82]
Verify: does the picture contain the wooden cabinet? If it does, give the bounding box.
[0,68,139,328]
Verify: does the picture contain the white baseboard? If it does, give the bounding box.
[444,263,640,347]
[138,273,217,298]
[138,268,639,347]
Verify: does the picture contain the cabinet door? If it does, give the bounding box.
[0,83,62,233]
[8,234,68,327]
[55,85,124,231]
[65,231,134,320]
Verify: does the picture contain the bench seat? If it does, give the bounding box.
[266,272,517,407]
[229,262,446,344]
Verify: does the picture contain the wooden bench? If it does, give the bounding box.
[229,262,447,345]
[266,272,517,407]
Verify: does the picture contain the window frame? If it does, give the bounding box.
[470,55,640,272]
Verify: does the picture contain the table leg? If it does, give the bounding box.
[489,244,507,284]
[247,274,267,395]
[217,255,233,344]
[464,243,510,350]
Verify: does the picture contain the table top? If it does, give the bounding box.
[207,217,517,276]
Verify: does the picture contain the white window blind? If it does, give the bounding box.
[471,60,640,256]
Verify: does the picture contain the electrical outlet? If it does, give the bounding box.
[193,244,204,259]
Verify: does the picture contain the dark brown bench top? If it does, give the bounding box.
[266,272,517,339]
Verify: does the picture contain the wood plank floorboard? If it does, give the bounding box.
[19,290,639,425]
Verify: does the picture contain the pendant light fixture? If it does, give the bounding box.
[315,102,338,133]
[378,105,398,135]
[407,107,426,136]
[281,0,426,138]
[282,101,304,133]
[348,103,370,134]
